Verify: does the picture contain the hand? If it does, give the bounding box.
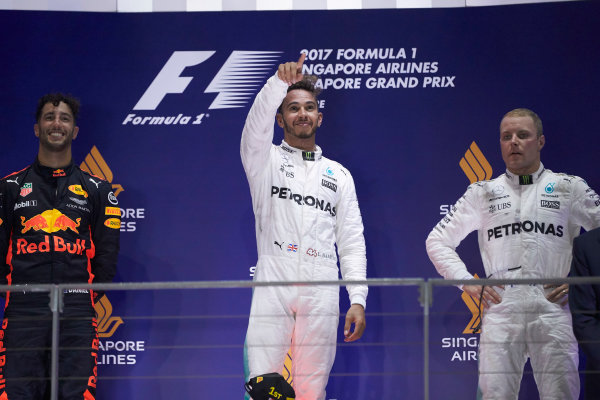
[463,284,503,309]
[344,304,366,342]
[545,283,569,306]
[277,53,306,85]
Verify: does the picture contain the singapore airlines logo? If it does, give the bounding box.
[459,141,493,183]
[94,296,124,338]
[282,352,293,385]
[458,143,489,332]
[80,146,124,197]
[461,274,482,334]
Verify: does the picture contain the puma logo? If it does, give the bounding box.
[89,178,100,188]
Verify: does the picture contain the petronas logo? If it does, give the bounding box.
[459,141,493,183]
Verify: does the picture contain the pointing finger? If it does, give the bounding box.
[297,52,306,72]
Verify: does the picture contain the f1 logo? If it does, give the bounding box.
[133,50,282,111]
[134,51,215,110]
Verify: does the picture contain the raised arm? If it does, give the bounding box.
[240,54,306,179]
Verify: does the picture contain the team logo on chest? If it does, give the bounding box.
[21,209,81,234]
[20,183,33,197]
[541,200,560,209]
[271,186,337,217]
[321,179,337,192]
[322,166,337,182]
[488,202,511,214]
[69,185,88,198]
[279,154,295,179]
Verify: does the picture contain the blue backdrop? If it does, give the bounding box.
[1,2,599,398]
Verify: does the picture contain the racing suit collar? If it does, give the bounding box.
[505,163,545,186]
[280,140,323,162]
[33,157,75,180]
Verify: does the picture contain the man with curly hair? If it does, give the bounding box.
[0,93,119,399]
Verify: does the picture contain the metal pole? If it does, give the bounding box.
[49,285,60,400]
[419,281,431,400]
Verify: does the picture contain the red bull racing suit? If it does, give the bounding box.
[241,75,367,400]
[426,164,600,399]
[0,159,120,399]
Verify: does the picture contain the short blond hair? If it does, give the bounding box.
[502,108,543,137]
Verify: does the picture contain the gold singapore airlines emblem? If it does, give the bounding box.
[80,146,125,196]
[282,351,293,385]
[461,274,481,334]
[94,296,124,338]
[458,142,490,334]
[459,141,492,183]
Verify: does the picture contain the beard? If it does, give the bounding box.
[282,118,317,140]
[38,127,75,153]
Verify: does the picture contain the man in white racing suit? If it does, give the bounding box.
[241,53,367,400]
[426,108,600,399]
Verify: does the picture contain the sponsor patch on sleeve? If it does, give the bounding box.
[541,200,560,209]
[68,185,88,198]
[321,179,337,192]
[108,192,118,205]
[104,218,121,229]
[105,207,121,216]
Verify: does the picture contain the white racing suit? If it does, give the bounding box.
[241,75,367,400]
[426,164,600,399]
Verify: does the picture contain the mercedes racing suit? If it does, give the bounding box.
[426,164,600,399]
[241,75,367,400]
[0,159,120,399]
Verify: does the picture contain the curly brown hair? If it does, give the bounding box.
[35,93,81,123]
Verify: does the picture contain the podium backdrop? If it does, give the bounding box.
[1,2,599,398]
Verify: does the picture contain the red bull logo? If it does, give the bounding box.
[16,236,87,255]
[52,169,66,177]
[0,318,7,390]
[87,319,99,396]
[54,214,81,233]
[21,209,81,234]
[20,215,48,233]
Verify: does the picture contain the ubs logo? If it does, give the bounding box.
[489,202,511,214]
